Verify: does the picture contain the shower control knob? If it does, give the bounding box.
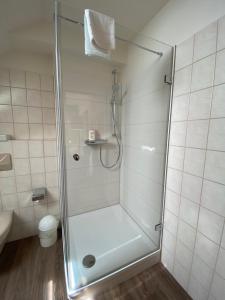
[73,154,80,161]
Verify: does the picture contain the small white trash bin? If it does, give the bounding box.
[38,215,59,247]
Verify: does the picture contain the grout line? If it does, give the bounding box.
[175,45,225,73]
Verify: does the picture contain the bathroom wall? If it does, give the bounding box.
[0,51,59,241]
[62,52,120,216]
[120,37,173,246]
[142,0,225,46]
[162,15,225,300]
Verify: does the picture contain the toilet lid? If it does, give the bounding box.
[39,215,59,231]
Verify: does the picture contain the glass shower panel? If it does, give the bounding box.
[56,2,173,297]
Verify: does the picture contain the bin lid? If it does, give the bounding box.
[38,215,58,231]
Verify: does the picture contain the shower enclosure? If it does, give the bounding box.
[54,1,174,298]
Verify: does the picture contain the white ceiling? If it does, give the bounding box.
[61,0,169,31]
[0,0,169,55]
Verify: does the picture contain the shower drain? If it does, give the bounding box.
[82,255,96,268]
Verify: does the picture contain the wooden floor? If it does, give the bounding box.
[0,234,191,300]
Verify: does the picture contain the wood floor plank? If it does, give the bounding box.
[0,235,191,300]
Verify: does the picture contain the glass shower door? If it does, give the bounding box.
[54,1,173,297]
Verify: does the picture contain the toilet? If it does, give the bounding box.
[0,212,13,254]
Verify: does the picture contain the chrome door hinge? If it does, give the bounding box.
[164,74,172,85]
[155,223,163,231]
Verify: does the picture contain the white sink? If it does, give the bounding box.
[0,211,13,254]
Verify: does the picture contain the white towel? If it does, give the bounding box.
[84,9,115,58]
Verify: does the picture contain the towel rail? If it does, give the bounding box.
[58,15,163,57]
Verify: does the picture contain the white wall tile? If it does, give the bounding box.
[34,204,48,220]
[170,121,187,146]
[41,91,55,108]
[14,123,29,140]
[0,122,14,136]
[27,89,41,107]
[2,194,18,210]
[210,273,225,300]
[191,254,214,290]
[174,65,192,96]
[27,107,42,124]
[16,175,31,193]
[166,168,182,194]
[216,248,225,279]
[188,88,212,120]
[43,124,56,139]
[28,141,43,157]
[165,189,180,216]
[211,84,225,118]
[194,22,217,61]
[31,173,45,189]
[194,232,219,268]
[164,209,178,235]
[202,180,225,217]
[44,157,57,173]
[198,207,224,244]
[208,119,225,151]
[0,68,57,242]
[176,37,194,70]
[168,146,185,171]
[165,18,225,299]
[40,75,53,91]
[11,88,27,106]
[12,106,28,123]
[179,197,199,228]
[30,157,44,174]
[171,94,189,121]
[205,150,225,185]
[162,228,177,254]
[161,247,174,274]
[222,226,225,249]
[29,123,43,140]
[19,206,34,222]
[47,202,59,216]
[184,148,205,177]
[42,108,55,124]
[44,141,56,156]
[215,49,225,85]
[191,54,216,91]
[178,220,196,251]
[218,15,225,51]
[173,260,190,290]
[188,275,210,300]
[46,172,58,188]
[0,177,16,194]
[0,105,13,122]
[12,141,29,158]
[186,120,209,149]
[10,70,26,88]
[14,158,30,176]
[175,240,193,272]
[181,173,202,204]
[0,86,11,105]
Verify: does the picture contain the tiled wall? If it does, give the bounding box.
[0,67,59,241]
[162,15,225,300]
[62,54,120,216]
[120,39,173,246]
